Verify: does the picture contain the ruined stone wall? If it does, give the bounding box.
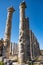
[29,30,40,60]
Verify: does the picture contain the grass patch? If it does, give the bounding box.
[0,61,4,65]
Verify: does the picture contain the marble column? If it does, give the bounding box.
[30,30,33,60]
[18,1,26,63]
[4,6,15,58]
[18,1,30,63]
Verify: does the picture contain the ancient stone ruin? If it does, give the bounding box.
[0,1,41,65]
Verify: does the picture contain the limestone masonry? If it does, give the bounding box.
[0,1,41,65]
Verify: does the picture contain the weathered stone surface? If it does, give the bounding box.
[0,1,41,65]
[12,62,28,65]
[0,57,3,61]
[0,39,3,56]
[18,1,30,64]
[29,30,40,60]
[4,7,15,58]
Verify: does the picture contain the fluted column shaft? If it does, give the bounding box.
[18,2,26,63]
[4,7,15,58]
[4,7,14,46]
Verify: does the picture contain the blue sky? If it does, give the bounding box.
[0,0,43,49]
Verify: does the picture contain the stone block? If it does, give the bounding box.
[0,57,3,61]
